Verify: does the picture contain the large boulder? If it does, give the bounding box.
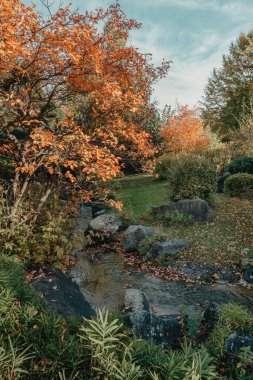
[198,303,219,341]
[226,332,253,353]
[125,289,186,346]
[89,213,122,233]
[151,314,186,347]
[30,269,95,318]
[124,225,155,252]
[151,204,173,216]
[125,288,151,339]
[169,199,214,222]
[148,239,189,260]
[217,172,231,193]
[171,199,213,222]
[152,199,213,222]
[243,265,253,284]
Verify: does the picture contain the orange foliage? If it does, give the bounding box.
[161,106,211,155]
[0,1,169,221]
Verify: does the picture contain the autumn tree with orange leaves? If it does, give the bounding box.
[161,106,211,156]
[0,0,169,226]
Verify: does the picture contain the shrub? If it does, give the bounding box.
[224,173,253,198]
[167,155,217,204]
[154,154,175,180]
[225,156,253,174]
[0,186,77,269]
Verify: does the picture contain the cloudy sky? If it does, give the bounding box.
[24,0,253,109]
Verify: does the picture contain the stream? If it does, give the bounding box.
[70,208,253,316]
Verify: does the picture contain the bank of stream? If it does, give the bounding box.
[70,208,253,317]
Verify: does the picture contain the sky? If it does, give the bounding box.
[23,0,253,110]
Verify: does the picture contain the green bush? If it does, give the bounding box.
[224,173,253,198]
[154,154,175,180]
[167,155,217,204]
[0,186,77,269]
[225,156,253,174]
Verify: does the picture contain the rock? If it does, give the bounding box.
[94,209,107,217]
[30,269,95,318]
[226,332,253,353]
[151,314,186,347]
[148,239,189,260]
[89,213,122,233]
[217,172,231,193]
[151,199,213,222]
[125,289,186,346]
[172,262,238,283]
[169,199,214,222]
[243,265,253,284]
[77,203,93,234]
[125,289,151,339]
[91,201,108,216]
[151,204,173,216]
[124,225,155,252]
[199,303,219,341]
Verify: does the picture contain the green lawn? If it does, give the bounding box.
[116,174,169,216]
[116,174,253,266]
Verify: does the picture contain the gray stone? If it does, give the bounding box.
[30,270,95,318]
[198,303,219,341]
[89,213,122,233]
[148,239,189,260]
[124,225,155,252]
[151,314,186,347]
[217,172,231,193]
[125,289,151,339]
[226,332,253,353]
[94,209,107,217]
[151,204,173,216]
[151,199,214,222]
[243,265,253,284]
[169,199,214,222]
[125,289,186,346]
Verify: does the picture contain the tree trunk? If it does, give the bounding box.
[9,176,30,228]
[31,184,53,225]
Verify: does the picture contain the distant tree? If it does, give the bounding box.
[201,30,253,136]
[228,101,253,157]
[161,106,211,155]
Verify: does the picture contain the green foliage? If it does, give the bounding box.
[167,155,217,204]
[224,173,253,198]
[162,211,193,227]
[134,340,219,380]
[1,255,253,379]
[80,310,143,379]
[0,187,76,269]
[209,303,253,357]
[225,156,253,175]
[154,154,175,180]
[201,30,253,136]
[138,231,168,259]
[0,256,85,379]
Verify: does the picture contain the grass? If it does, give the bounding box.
[115,174,169,216]
[116,174,253,266]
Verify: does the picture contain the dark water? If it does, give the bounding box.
[71,208,253,316]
